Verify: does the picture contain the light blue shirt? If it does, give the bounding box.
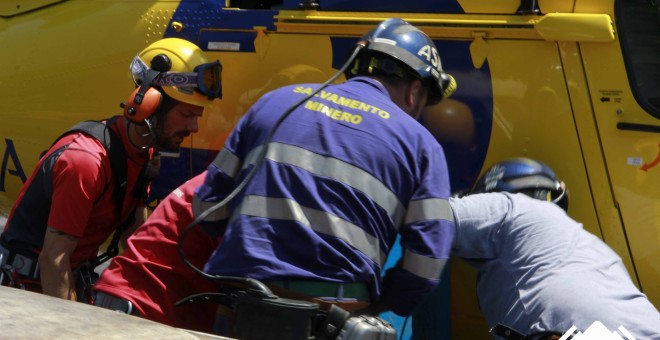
[450,192,660,339]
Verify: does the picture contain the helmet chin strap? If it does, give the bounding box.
[551,181,568,205]
[142,116,180,157]
[142,117,159,150]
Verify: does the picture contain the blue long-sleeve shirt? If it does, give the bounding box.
[194,77,454,316]
[450,192,660,338]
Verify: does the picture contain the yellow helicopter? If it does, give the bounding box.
[1,0,659,338]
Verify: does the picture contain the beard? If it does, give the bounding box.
[154,123,190,153]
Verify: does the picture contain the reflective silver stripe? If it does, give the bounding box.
[193,195,229,222]
[0,245,8,267]
[402,249,448,280]
[264,142,406,227]
[200,147,241,222]
[243,144,265,170]
[234,195,388,266]
[404,198,454,225]
[212,148,242,178]
[95,292,134,315]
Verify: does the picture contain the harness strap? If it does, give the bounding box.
[266,280,371,300]
[266,283,370,313]
[95,291,134,314]
[60,116,128,224]
[0,243,40,281]
[491,323,526,340]
[59,117,138,267]
[490,323,565,340]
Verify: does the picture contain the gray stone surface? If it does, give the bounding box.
[0,286,229,339]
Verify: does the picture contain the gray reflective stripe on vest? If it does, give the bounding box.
[212,145,265,177]
[193,194,230,222]
[402,248,448,280]
[199,148,242,222]
[233,195,388,267]
[262,142,406,228]
[212,148,242,178]
[209,142,406,229]
[401,199,452,280]
[404,198,454,225]
[201,146,269,222]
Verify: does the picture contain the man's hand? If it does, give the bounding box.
[39,226,79,301]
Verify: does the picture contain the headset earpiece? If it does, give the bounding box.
[122,53,172,123]
[441,73,457,99]
[551,181,569,212]
[123,87,162,123]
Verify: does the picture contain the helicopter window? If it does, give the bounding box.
[227,0,283,9]
[616,0,660,119]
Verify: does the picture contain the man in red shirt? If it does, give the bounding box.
[0,38,222,302]
[93,172,221,333]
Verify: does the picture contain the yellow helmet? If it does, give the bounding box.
[130,38,222,108]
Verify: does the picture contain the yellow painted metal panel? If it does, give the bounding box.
[449,38,603,339]
[580,39,660,307]
[457,0,575,14]
[0,0,65,17]
[575,0,614,14]
[483,39,600,236]
[0,1,177,214]
[196,32,335,151]
[536,13,614,42]
[276,11,614,42]
[0,0,657,338]
[558,41,638,285]
[451,258,490,338]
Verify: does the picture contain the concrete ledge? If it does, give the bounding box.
[0,286,230,339]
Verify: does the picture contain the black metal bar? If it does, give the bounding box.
[299,0,319,10]
[516,0,541,14]
[617,122,660,134]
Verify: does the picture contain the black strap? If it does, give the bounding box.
[316,304,351,339]
[490,323,565,340]
[490,323,525,340]
[57,116,130,265]
[60,116,128,222]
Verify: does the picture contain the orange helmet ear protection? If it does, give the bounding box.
[122,54,172,123]
[123,87,163,123]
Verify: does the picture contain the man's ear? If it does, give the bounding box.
[405,79,424,108]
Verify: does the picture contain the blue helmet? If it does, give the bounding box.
[346,18,456,105]
[471,157,569,211]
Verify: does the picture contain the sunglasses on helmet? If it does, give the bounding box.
[130,56,223,100]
